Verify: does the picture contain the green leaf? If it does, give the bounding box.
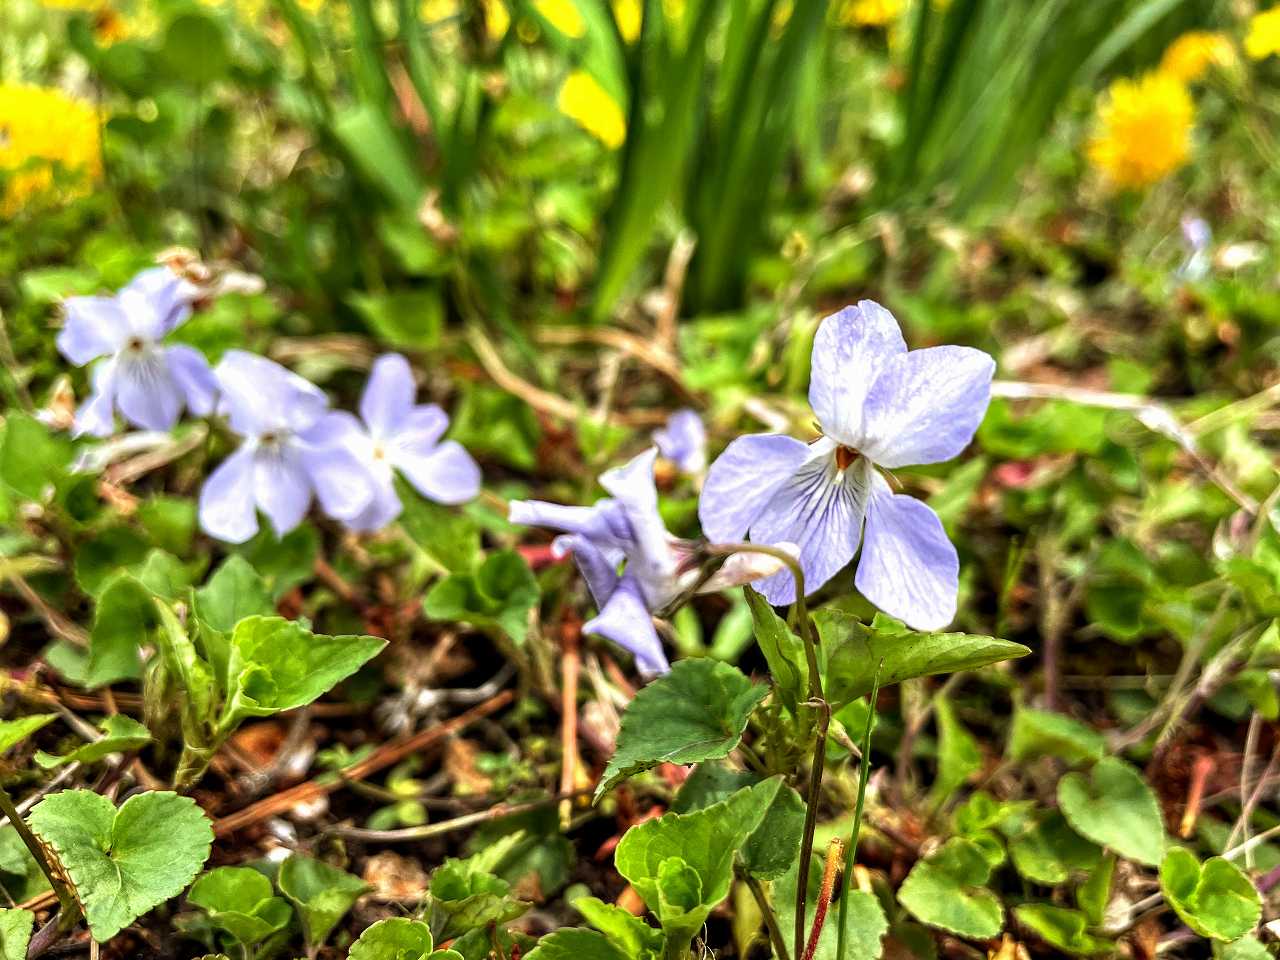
[897,837,1004,939]
[426,859,529,943]
[194,555,273,634]
[0,714,55,754]
[1058,758,1165,866]
[399,486,483,573]
[816,610,1031,710]
[28,789,213,941]
[82,573,158,687]
[526,929,631,960]
[1160,848,1261,942]
[0,414,71,501]
[187,866,292,946]
[1004,811,1102,886]
[350,917,461,960]
[279,854,371,950]
[596,658,768,799]
[744,585,806,715]
[350,290,443,351]
[162,12,229,84]
[737,778,805,881]
[0,908,32,960]
[615,779,783,948]
[1014,904,1115,956]
[220,616,386,730]
[35,714,152,768]
[422,550,539,644]
[1077,854,1115,925]
[929,695,982,809]
[1007,708,1106,765]
[236,525,318,599]
[74,526,150,596]
[572,896,663,959]
[774,852,887,960]
[1216,936,1272,960]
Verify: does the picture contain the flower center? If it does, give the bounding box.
[835,445,860,471]
[125,336,146,354]
[372,443,387,462]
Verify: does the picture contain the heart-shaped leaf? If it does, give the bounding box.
[1058,757,1165,866]
[187,866,292,946]
[36,715,152,768]
[279,853,370,950]
[816,610,1031,709]
[423,550,539,644]
[1159,847,1261,941]
[897,837,1004,939]
[351,916,463,960]
[1014,904,1114,956]
[28,789,213,941]
[597,658,768,799]
[1004,811,1102,885]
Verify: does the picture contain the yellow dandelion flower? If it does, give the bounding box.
[482,0,509,39]
[1245,4,1280,60]
[1159,30,1235,82]
[558,71,626,149]
[838,0,904,27]
[420,0,457,22]
[535,0,585,38]
[612,0,640,43]
[1087,72,1194,189]
[0,84,102,215]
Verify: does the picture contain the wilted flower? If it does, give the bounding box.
[1178,214,1211,280]
[1245,5,1280,60]
[1087,72,1194,189]
[699,301,994,630]
[1159,30,1235,82]
[57,268,218,438]
[510,448,792,675]
[0,84,101,214]
[653,409,707,476]
[558,71,626,149]
[198,351,372,543]
[307,353,481,532]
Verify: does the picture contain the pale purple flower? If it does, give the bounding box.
[198,351,374,543]
[699,301,995,630]
[510,448,791,676]
[57,268,218,437]
[653,409,707,475]
[307,353,481,532]
[1178,215,1211,280]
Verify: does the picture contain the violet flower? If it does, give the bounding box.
[699,300,994,630]
[653,408,707,475]
[57,268,218,437]
[307,353,481,532]
[510,448,791,675]
[1178,215,1211,281]
[198,351,374,543]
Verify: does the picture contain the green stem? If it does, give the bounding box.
[744,872,791,960]
[835,660,882,960]
[705,543,824,960]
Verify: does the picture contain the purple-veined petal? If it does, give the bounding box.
[808,301,907,447]
[699,433,811,543]
[858,345,995,468]
[854,474,958,631]
[653,409,707,474]
[361,353,416,439]
[395,440,481,505]
[599,448,677,606]
[553,533,620,608]
[749,443,871,605]
[114,351,184,432]
[302,441,376,523]
[508,499,632,558]
[58,297,128,365]
[583,573,669,676]
[165,344,219,417]
[121,267,194,337]
[72,361,118,438]
[199,444,259,543]
[214,350,329,437]
[253,445,313,537]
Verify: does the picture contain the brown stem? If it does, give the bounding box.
[559,617,582,828]
[329,788,596,843]
[802,838,844,960]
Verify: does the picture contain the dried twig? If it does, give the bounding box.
[330,788,594,843]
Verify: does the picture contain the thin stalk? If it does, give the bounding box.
[801,838,844,960]
[705,542,824,960]
[743,873,790,960]
[835,660,882,960]
[0,786,80,958]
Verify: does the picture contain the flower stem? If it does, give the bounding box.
[835,659,883,960]
[802,838,845,960]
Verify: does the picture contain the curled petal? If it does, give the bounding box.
[808,301,907,447]
[58,297,128,365]
[583,573,669,676]
[859,345,995,468]
[553,533,620,608]
[396,440,480,505]
[199,444,259,543]
[508,499,631,558]
[214,350,328,437]
[253,446,313,537]
[114,353,184,432]
[165,345,219,417]
[749,444,871,605]
[854,475,958,631]
[72,361,118,438]
[699,433,811,543]
[599,448,676,605]
[361,353,416,439]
